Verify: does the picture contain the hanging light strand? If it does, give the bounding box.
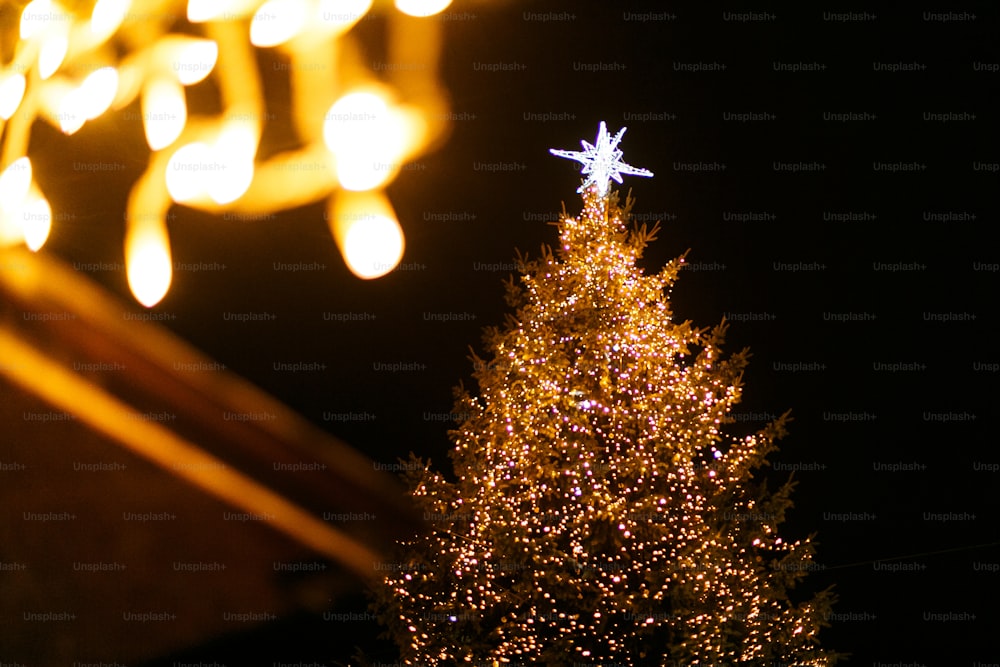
[0,0,454,305]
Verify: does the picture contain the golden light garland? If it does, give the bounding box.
[0,0,453,306]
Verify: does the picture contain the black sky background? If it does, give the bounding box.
[25,1,999,664]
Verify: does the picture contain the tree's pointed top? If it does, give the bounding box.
[549,121,654,196]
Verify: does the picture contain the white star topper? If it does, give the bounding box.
[550,121,653,196]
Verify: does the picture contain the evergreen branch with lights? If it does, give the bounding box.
[371,123,840,666]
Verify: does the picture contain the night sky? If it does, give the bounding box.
[19,0,999,664]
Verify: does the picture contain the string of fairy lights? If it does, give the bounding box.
[377,124,834,665]
[0,0,454,306]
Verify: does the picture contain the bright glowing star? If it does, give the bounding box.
[91,0,130,39]
[250,0,308,47]
[126,217,172,307]
[395,0,453,17]
[20,190,52,251]
[550,121,653,196]
[165,142,211,202]
[0,73,26,120]
[169,39,218,85]
[142,78,187,150]
[329,190,405,279]
[323,91,408,191]
[78,67,119,119]
[316,0,372,33]
[38,32,69,80]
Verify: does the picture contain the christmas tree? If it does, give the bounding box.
[372,123,838,666]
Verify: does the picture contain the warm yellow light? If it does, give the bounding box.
[78,67,119,119]
[20,0,63,39]
[323,91,408,191]
[126,217,172,307]
[57,88,86,134]
[165,142,211,202]
[329,191,405,278]
[0,158,33,248]
[315,0,372,34]
[0,73,27,120]
[395,0,452,17]
[38,32,69,80]
[206,124,256,204]
[91,0,130,40]
[142,78,187,151]
[168,38,218,85]
[21,189,52,251]
[250,0,308,47]
[0,158,33,207]
[0,213,23,247]
[187,0,252,23]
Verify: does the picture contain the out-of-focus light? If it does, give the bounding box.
[78,67,119,119]
[315,0,372,34]
[20,0,62,39]
[38,32,69,79]
[0,158,33,206]
[57,89,86,134]
[21,189,52,251]
[395,0,452,17]
[0,158,34,247]
[323,91,408,191]
[126,216,172,307]
[329,191,405,279]
[91,0,131,40]
[165,142,210,202]
[207,124,256,204]
[187,0,251,23]
[166,38,218,85]
[0,73,27,120]
[250,0,308,47]
[142,78,187,150]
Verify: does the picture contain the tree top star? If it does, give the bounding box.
[550,121,653,196]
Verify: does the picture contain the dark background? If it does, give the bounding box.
[10,0,1000,664]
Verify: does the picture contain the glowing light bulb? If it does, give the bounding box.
[165,142,210,202]
[91,0,130,40]
[0,72,26,120]
[316,0,372,33]
[78,67,119,120]
[20,189,52,251]
[167,38,218,85]
[187,0,250,23]
[57,89,86,134]
[0,158,33,206]
[250,0,308,47]
[329,191,405,279]
[323,91,408,191]
[20,0,59,39]
[38,31,69,79]
[206,124,255,204]
[0,158,34,247]
[126,217,172,307]
[142,78,186,150]
[395,0,452,17]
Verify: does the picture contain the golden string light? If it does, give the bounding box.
[0,0,453,306]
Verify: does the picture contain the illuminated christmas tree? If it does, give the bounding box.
[373,123,838,666]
